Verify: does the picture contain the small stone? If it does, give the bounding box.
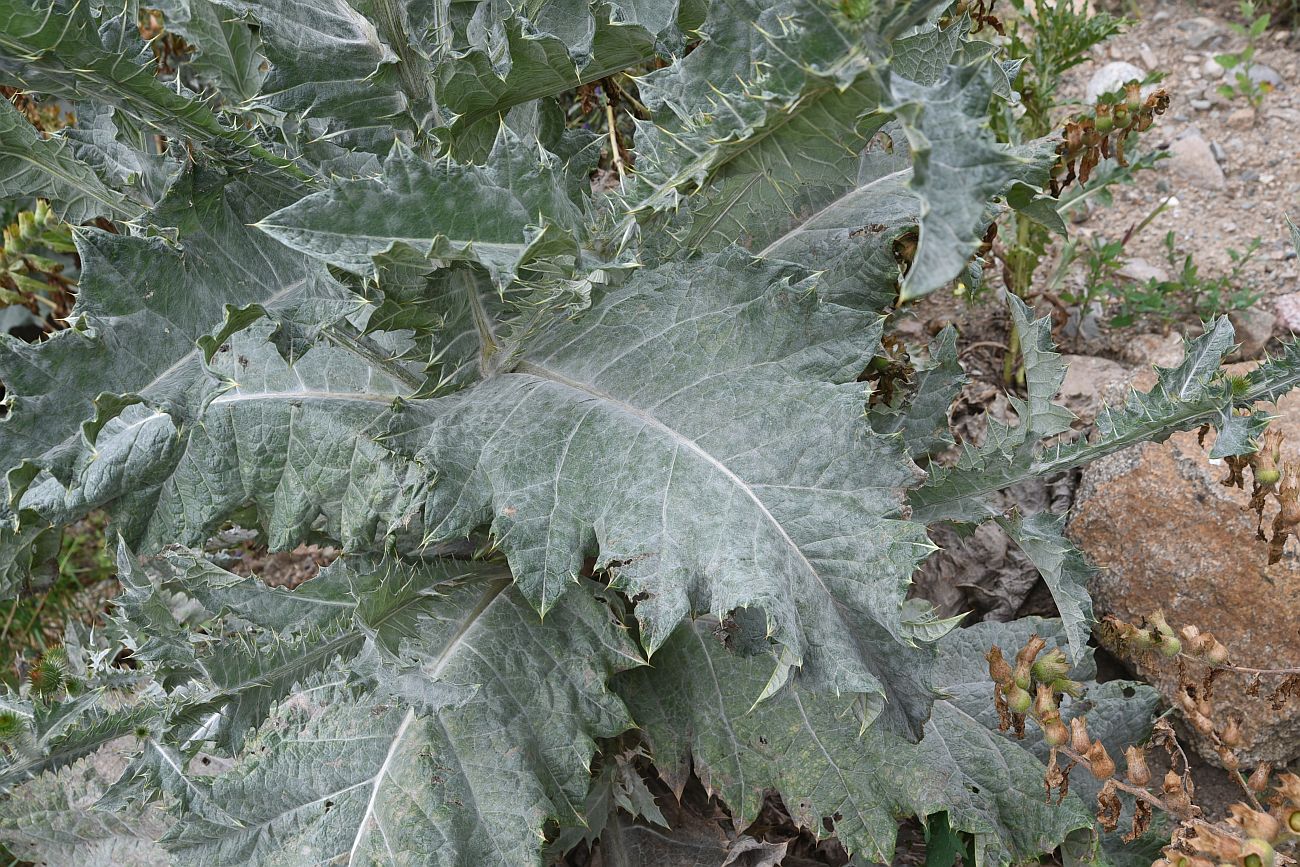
[1153,9,1171,22]
[1118,332,1185,368]
[1248,63,1284,89]
[1086,61,1147,104]
[1267,107,1300,124]
[1166,133,1227,190]
[1227,305,1276,360]
[1118,257,1170,284]
[1139,43,1158,70]
[1209,140,1227,164]
[1204,56,1225,79]
[1190,99,1212,111]
[1177,16,1225,49]
[1276,293,1300,332]
[1227,107,1256,128]
[1241,169,1261,182]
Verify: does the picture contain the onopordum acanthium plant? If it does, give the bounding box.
[0,0,1299,864]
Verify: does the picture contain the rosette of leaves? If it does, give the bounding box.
[1,0,1299,864]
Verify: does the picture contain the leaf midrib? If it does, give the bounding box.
[510,359,830,634]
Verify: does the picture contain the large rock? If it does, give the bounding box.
[1167,133,1227,190]
[1069,387,1300,766]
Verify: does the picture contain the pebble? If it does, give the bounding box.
[1191,99,1212,111]
[1204,56,1225,79]
[1167,132,1227,189]
[1248,64,1285,89]
[1177,17,1225,50]
[1209,140,1227,164]
[1227,107,1256,127]
[1085,61,1147,104]
[1140,43,1158,70]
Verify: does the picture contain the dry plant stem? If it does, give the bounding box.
[606,103,625,181]
[1056,745,1296,865]
[959,340,1010,356]
[1189,657,1300,676]
[1232,769,1266,813]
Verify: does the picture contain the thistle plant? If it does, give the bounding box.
[0,1,1298,865]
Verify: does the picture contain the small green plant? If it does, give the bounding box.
[0,513,115,688]
[1216,0,1275,118]
[1111,231,1263,329]
[0,198,76,334]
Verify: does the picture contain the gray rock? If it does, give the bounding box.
[1118,257,1171,284]
[1204,56,1225,79]
[1177,16,1225,49]
[1209,140,1227,164]
[1248,63,1284,89]
[1227,305,1276,360]
[1167,133,1227,189]
[1085,61,1146,104]
[1140,43,1158,70]
[1056,355,1134,423]
[1119,331,1185,368]
[1191,99,1212,111]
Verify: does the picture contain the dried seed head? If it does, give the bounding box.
[1221,716,1244,749]
[1033,683,1058,718]
[1086,740,1116,780]
[1044,720,1069,747]
[1125,81,1142,112]
[1124,745,1151,787]
[1186,825,1239,861]
[1247,762,1272,792]
[1164,770,1194,813]
[1274,772,1300,804]
[1228,804,1281,843]
[1070,716,1091,754]
[986,647,1013,686]
[1204,638,1230,666]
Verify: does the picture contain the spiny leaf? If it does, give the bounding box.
[2,166,362,568]
[256,129,596,288]
[0,0,279,164]
[387,250,932,706]
[0,97,139,222]
[158,560,640,867]
[618,615,1137,866]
